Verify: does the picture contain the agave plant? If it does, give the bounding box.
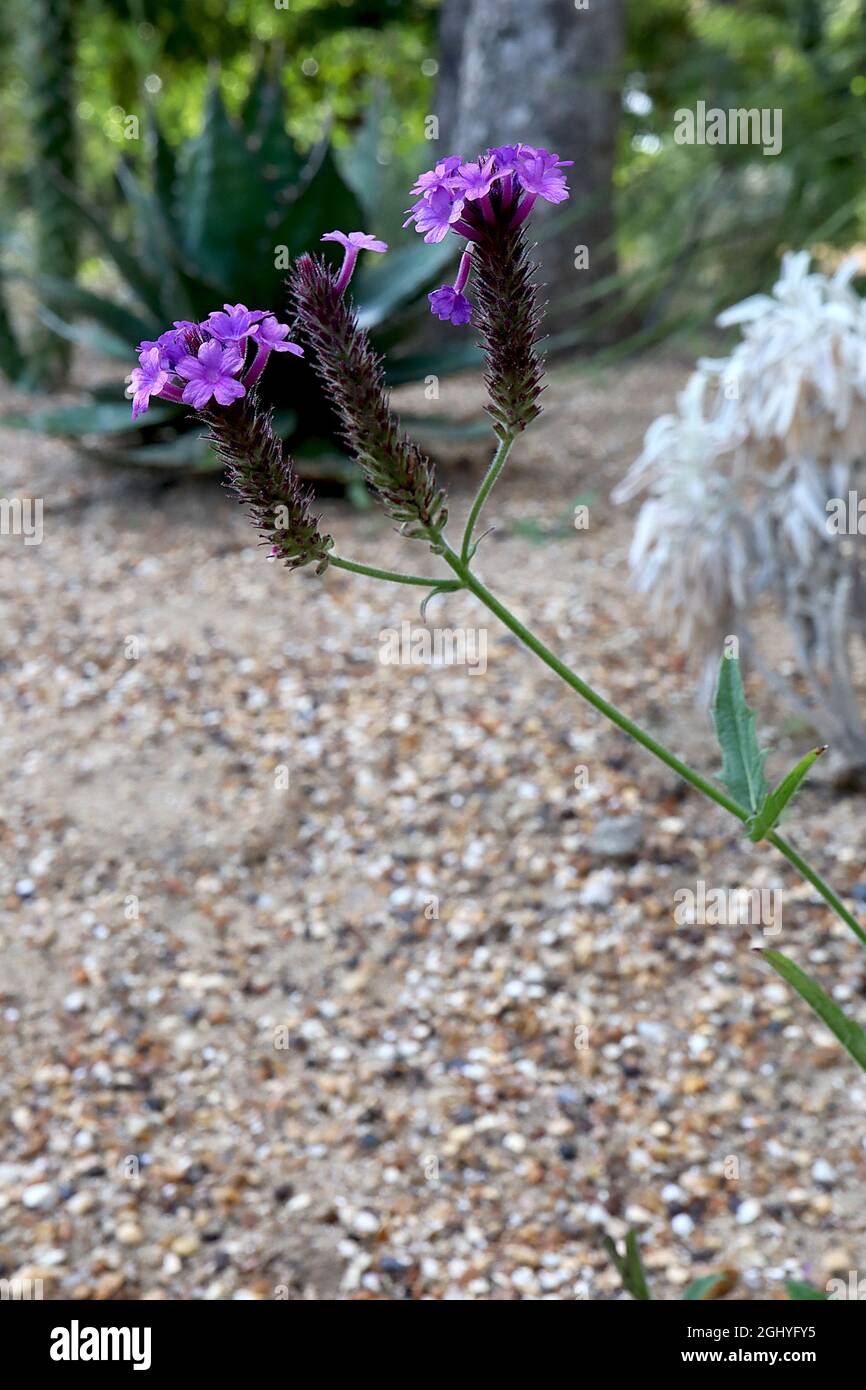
[5,67,472,477]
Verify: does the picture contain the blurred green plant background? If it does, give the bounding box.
[1,0,864,474]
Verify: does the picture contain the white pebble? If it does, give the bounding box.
[812,1159,836,1184]
[22,1183,56,1211]
[671,1213,694,1238]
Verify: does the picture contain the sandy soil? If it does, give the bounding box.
[1,356,865,1300]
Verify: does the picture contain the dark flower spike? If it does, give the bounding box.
[290,236,448,542]
[406,143,571,439]
[206,392,333,574]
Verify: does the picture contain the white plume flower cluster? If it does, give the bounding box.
[614,251,866,769]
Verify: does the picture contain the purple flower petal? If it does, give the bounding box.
[205,303,265,343]
[257,316,304,355]
[130,346,169,419]
[176,339,247,409]
[321,230,388,254]
[428,285,472,326]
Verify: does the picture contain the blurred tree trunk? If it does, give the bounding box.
[437,0,623,340]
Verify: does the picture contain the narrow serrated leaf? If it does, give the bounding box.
[713,654,768,812]
[763,950,866,1073]
[748,746,827,842]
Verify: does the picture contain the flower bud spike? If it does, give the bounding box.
[290,251,447,541]
[405,143,569,435]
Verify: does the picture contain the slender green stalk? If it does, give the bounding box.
[330,555,461,590]
[768,831,866,949]
[460,432,516,563]
[440,541,866,951]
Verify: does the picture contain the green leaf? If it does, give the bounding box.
[603,1230,652,1300]
[241,68,303,187]
[748,745,827,842]
[17,273,157,345]
[713,653,768,812]
[683,1273,729,1301]
[36,306,133,360]
[119,435,217,470]
[400,414,490,441]
[281,142,365,264]
[384,342,484,386]
[336,80,385,218]
[179,86,266,291]
[3,402,174,435]
[50,172,164,316]
[785,1280,830,1301]
[114,161,194,322]
[763,950,866,1073]
[355,239,457,330]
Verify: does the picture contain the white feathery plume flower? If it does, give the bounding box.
[615,251,866,775]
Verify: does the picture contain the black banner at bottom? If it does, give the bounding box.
[2,1293,857,1375]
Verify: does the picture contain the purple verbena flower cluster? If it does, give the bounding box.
[129,305,302,420]
[405,144,571,328]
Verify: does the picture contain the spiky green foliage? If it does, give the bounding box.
[27,0,78,385]
[471,211,544,440]
[208,392,333,574]
[290,252,448,539]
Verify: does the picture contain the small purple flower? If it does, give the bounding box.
[130,346,169,419]
[428,285,472,326]
[321,230,388,254]
[205,303,265,344]
[322,230,388,296]
[176,339,247,410]
[456,158,498,202]
[515,149,573,204]
[410,158,462,197]
[404,186,465,244]
[487,144,522,174]
[257,316,304,355]
[137,322,198,369]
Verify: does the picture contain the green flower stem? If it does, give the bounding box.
[768,830,866,949]
[440,542,866,951]
[460,431,516,563]
[330,555,461,590]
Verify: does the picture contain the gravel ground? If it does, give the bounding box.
[2,357,865,1301]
